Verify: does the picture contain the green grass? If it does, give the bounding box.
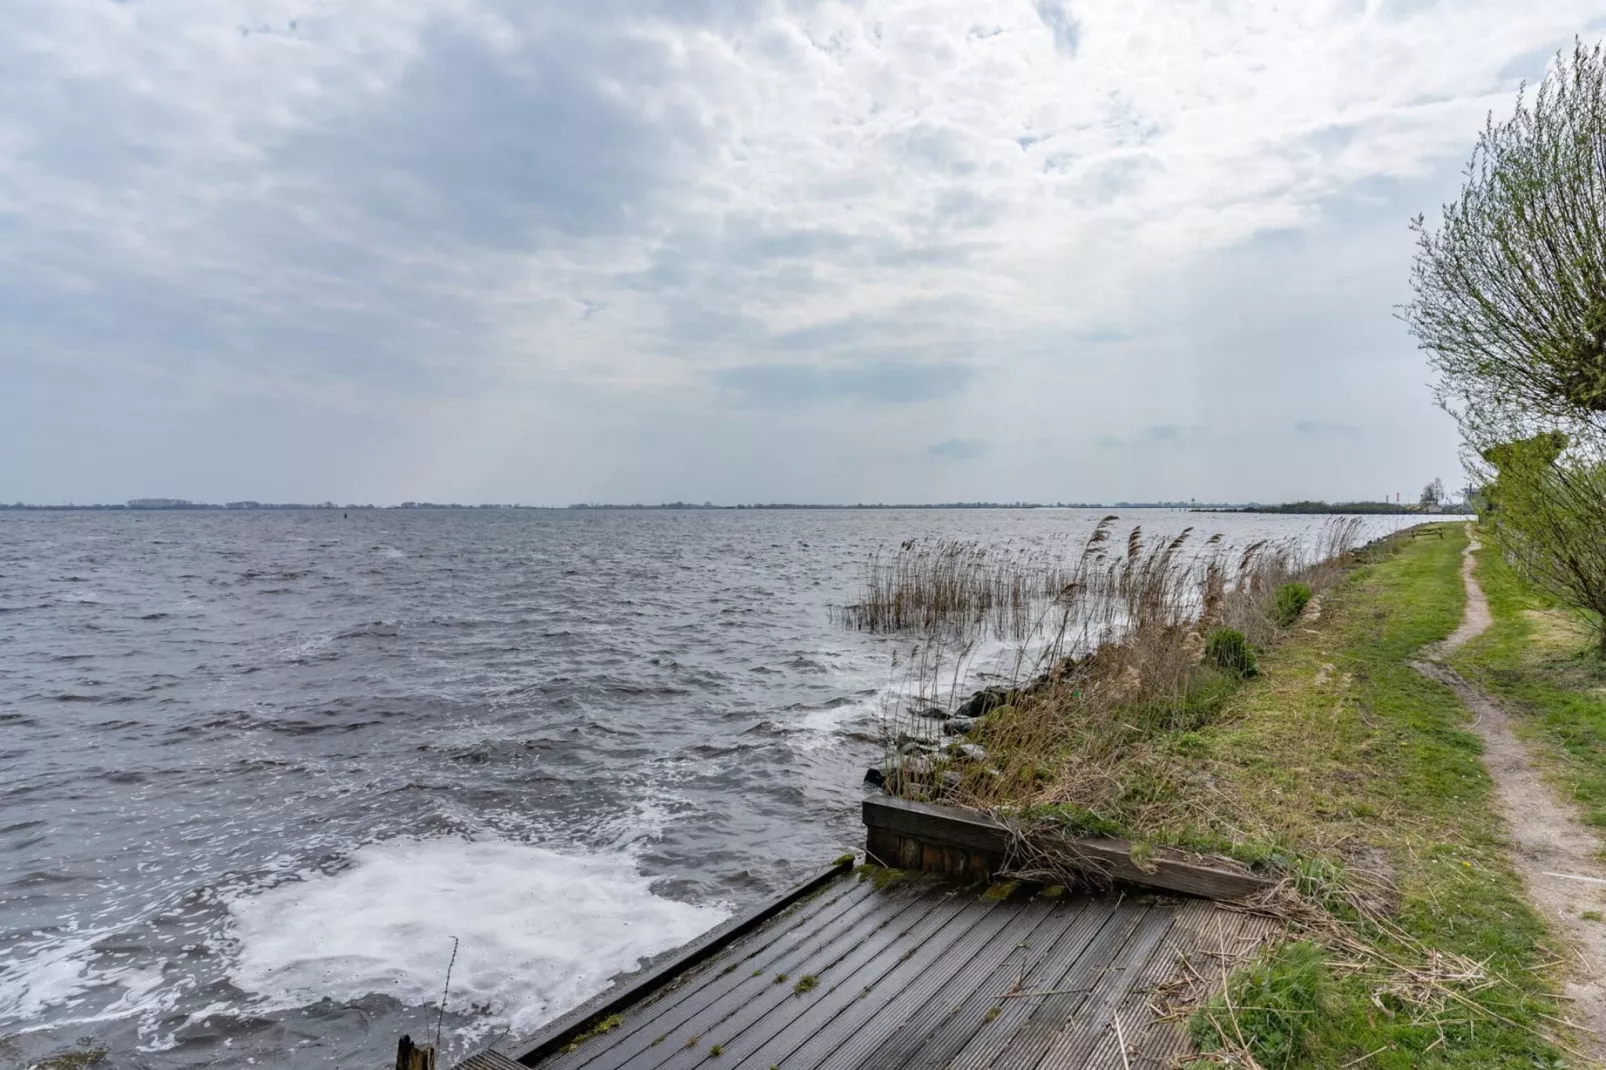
[1451,540,1606,830]
[1172,528,1568,1067]
[1191,941,1329,1068]
[559,1014,624,1053]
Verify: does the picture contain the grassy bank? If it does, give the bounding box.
[926,528,1572,1066]
[1170,526,1571,1067]
[1451,540,1606,833]
[863,526,1580,1064]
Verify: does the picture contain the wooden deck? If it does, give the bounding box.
[467,868,1279,1070]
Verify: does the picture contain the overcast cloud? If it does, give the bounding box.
[4,0,1602,504]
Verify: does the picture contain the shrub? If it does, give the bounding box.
[1189,941,1330,1068]
[1204,628,1259,677]
[1273,582,1313,626]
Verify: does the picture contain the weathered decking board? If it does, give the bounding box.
[470,870,1279,1070]
[863,797,1274,901]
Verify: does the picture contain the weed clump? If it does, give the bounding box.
[1205,628,1259,678]
[1274,581,1313,626]
[854,864,908,890]
[1190,941,1329,1067]
[560,1014,624,1053]
[1019,803,1126,839]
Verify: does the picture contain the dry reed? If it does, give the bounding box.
[859,517,1370,828]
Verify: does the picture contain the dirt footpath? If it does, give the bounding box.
[1415,531,1606,1059]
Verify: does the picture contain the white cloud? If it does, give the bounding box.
[1,0,1599,501]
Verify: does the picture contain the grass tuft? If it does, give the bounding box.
[1190,941,1328,1068]
[1274,581,1314,626]
[854,864,908,890]
[560,1014,624,1054]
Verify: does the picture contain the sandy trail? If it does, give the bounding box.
[1414,529,1606,1058]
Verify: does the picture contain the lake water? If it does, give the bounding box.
[0,508,1424,1067]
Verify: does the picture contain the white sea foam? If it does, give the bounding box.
[791,698,882,753]
[224,837,728,1036]
[0,928,111,1022]
[0,923,192,1048]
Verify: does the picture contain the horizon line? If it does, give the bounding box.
[0,498,1454,512]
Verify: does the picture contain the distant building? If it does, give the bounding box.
[127,498,191,509]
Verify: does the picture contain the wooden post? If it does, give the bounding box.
[396,1035,437,1070]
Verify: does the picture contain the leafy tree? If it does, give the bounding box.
[1403,40,1606,447]
[1482,432,1606,655]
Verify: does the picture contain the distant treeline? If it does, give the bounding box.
[0,502,384,511]
[0,502,521,511]
[567,501,1255,510]
[565,501,1102,510]
[1233,501,1476,515]
[3,499,1456,514]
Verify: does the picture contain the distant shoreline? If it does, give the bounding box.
[2,500,1472,513]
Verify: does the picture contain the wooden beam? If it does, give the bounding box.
[862,796,1272,901]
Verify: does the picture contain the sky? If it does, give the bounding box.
[5,0,1604,506]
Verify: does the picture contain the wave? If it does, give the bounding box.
[223,837,727,1039]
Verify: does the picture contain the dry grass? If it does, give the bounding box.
[839,536,1085,642]
[862,517,1369,827]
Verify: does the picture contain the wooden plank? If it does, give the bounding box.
[857,898,1092,1070]
[814,896,1068,1070]
[540,875,876,1070]
[1045,840,1271,901]
[492,859,854,1067]
[864,797,1011,855]
[1081,899,1217,1070]
[951,900,1149,1070]
[648,883,968,1070]
[776,890,1040,1070]
[1026,905,1176,1069]
[457,1052,523,1070]
[554,877,893,1070]
[711,886,1009,1070]
[1124,905,1283,1069]
[942,902,1138,1070]
[864,826,901,867]
[863,797,1272,900]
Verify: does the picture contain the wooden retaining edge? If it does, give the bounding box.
[478,858,855,1068]
[863,796,1273,901]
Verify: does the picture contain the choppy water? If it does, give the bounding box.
[0,508,1422,1068]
